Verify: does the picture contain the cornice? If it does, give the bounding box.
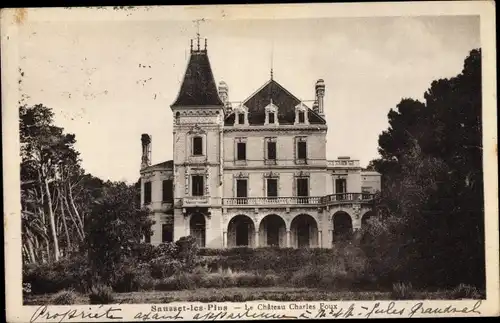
[223,125,327,133]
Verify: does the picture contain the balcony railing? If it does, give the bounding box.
[327,159,360,167]
[223,196,322,206]
[321,193,374,204]
[222,193,374,207]
[182,196,210,207]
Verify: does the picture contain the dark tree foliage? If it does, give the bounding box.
[366,49,484,289]
[86,182,154,285]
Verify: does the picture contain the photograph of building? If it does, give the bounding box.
[140,36,381,248]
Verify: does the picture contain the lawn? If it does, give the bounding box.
[24,287,452,305]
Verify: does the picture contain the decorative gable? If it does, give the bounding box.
[187,124,206,135]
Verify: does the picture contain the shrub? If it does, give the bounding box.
[155,273,197,291]
[449,284,482,299]
[23,255,90,294]
[262,273,280,287]
[154,242,178,259]
[175,236,199,271]
[150,258,183,279]
[391,282,415,300]
[89,285,114,304]
[113,262,155,292]
[291,266,322,288]
[51,289,79,305]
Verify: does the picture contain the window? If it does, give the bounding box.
[298,111,305,123]
[162,179,173,202]
[335,178,347,200]
[237,142,246,160]
[297,141,307,159]
[162,224,173,243]
[192,136,203,156]
[144,181,152,204]
[236,179,248,197]
[192,175,204,196]
[296,178,309,203]
[267,178,278,197]
[267,141,276,160]
[238,113,245,125]
[268,112,275,124]
[236,179,248,204]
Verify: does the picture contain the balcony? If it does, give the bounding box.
[181,196,210,207]
[223,196,321,207]
[321,193,374,205]
[222,193,374,208]
[327,159,360,168]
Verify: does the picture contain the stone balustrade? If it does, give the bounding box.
[222,193,373,207]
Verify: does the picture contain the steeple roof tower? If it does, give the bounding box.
[171,38,224,108]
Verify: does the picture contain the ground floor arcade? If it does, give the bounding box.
[149,205,375,248]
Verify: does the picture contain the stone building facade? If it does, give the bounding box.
[140,38,381,248]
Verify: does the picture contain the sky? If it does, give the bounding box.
[16,8,480,183]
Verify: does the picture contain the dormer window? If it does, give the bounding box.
[233,105,248,126]
[265,101,279,126]
[298,111,305,123]
[237,113,245,125]
[294,103,309,125]
[268,112,275,124]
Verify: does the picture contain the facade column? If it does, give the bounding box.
[328,229,333,248]
[318,230,322,248]
[223,231,227,248]
[286,230,291,248]
[254,231,259,248]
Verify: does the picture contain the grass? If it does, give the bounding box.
[24,287,452,305]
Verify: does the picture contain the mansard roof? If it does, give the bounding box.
[224,79,326,126]
[171,47,224,108]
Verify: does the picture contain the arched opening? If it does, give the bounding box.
[259,214,286,247]
[228,215,255,247]
[361,211,375,228]
[290,214,318,248]
[189,213,206,247]
[332,211,353,242]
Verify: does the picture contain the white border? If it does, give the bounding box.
[2,2,498,321]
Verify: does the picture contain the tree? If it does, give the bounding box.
[366,49,484,288]
[20,104,81,261]
[20,104,103,263]
[86,182,154,284]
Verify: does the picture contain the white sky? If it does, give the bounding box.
[17,9,480,183]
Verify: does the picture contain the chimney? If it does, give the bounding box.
[218,81,228,103]
[315,79,325,116]
[141,134,152,169]
[312,100,319,113]
[218,80,232,114]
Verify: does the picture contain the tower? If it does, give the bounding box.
[170,36,225,248]
[315,79,325,117]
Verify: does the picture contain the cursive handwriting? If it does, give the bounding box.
[315,303,356,319]
[192,308,298,320]
[409,300,482,318]
[135,310,183,321]
[361,301,405,318]
[30,305,122,323]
